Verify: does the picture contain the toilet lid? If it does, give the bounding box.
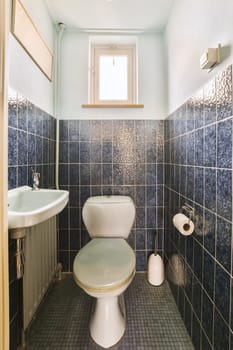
[73,238,136,291]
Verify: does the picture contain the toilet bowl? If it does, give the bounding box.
[73,196,136,348]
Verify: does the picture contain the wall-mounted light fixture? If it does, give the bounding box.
[200,44,221,72]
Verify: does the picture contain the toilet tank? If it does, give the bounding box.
[82,196,136,238]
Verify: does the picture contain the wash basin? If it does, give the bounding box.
[8,186,69,229]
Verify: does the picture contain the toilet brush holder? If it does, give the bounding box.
[147,231,165,286]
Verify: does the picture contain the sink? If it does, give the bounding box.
[8,186,69,229]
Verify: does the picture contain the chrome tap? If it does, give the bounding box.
[31,168,40,190]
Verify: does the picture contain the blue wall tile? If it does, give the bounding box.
[8,128,17,166]
[204,168,216,212]
[59,230,69,250]
[164,65,233,349]
[8,89,18,128]
[91,142,101,163]
[202,290,214,344]
[58,119,164,272]
[35,136,43,164]
[192,314,201,350]
[203,209,216,256]
[204,124,216,167]
[136,251,146,271]
[17,95,27,131]
[194,167,204,205]
[214,308,230,350]
[194,128,204,166]
[70,229,80,250]
[216,65,232,121]
[8,90,56,350]
[136,229,146,250]
[68,120,79,141]
[102,142,112,163]
[217,169,232,221]
[59,120,68,141]
[214,263,230,323]
[216,217,232,273]
[69,142,79,163]
[80,142,90,163]
[217,119,232,168]
[203,79,217,125]
[186,132,195,165]
[59,142,70,164]
[36,108,43,137]
[192,277,202,320]
[80,164,90,186]
[69,164,79,185]
[28,102,36,134]
[91,163,101,186]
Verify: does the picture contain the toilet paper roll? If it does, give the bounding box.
[172,213,194,236]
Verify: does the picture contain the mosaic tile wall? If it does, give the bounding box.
[164,65,233,349]
[8,89,56,190]
[8,88,56,350]
[58,120,165,272]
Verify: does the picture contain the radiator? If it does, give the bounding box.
[23,216,57,330]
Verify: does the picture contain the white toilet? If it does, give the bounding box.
[73,195,136,348]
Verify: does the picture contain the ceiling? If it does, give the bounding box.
[45,0,174,32]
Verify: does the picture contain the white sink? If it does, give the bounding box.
[8,186,69,229]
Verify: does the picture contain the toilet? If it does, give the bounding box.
[73,195,136,348]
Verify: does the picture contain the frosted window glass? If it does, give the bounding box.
[99,56,128,101]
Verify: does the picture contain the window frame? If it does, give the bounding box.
[90,44,137,105]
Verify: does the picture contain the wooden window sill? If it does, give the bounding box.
[81,104,144,108]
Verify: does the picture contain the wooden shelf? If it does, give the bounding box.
[82,104,144,108]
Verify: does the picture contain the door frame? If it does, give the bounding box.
[0,0,9,349]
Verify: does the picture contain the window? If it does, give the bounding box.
[90,45,136,105]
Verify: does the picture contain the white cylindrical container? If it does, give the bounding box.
[148,253,165,286]
[172,213,194,236]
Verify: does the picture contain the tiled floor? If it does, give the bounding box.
[27,274,194,349]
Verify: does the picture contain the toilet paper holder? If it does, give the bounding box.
[181,203,195,222]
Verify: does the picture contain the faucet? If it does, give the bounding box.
[31,168,40,190]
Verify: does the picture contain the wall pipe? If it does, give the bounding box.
[54,23,66,189]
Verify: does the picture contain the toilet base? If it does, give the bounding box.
[90,294,126,348]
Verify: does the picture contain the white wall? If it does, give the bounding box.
[60,32,167,119]
[9,0,54,115]
[165,0,233,114]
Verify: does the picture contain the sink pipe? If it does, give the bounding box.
[54,22,66,190]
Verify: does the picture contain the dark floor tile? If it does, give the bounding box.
[27,274,194,349]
